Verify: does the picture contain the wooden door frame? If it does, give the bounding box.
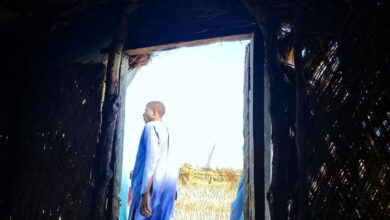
[243,29,270,220]
[111,31,270,220]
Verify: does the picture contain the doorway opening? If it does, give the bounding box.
[119,39,250,220]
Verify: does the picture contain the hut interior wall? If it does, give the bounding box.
[0,3,118,218]
[0,40,20,219]
[284,0,390,218]
[5,62,106,219]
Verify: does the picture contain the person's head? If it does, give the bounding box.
[143,101,166,123]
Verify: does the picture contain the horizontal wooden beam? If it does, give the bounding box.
[124,33,251,55]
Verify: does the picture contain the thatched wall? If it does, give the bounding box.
[0,2,118,219]
[5,63,105,219]
[301,1,390,218]
[268,0,390,219]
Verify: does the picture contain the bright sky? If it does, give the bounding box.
[120,40,249,219]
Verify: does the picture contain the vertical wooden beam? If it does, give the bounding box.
[294,0,310,219]
[241,1,292,219]
[92,2,142,220]
[93,28,124,220]
[110,56,141,219]
[243,43,254,220]
[252,29,265,220]
[265,28,291,220]
[110,55,128,220]
[244,29,265,220]
[263,39,272,220]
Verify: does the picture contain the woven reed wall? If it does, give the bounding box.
[290,1,389,218]
[7,63,105,219]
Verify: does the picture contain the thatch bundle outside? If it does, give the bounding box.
[176,164,242,220]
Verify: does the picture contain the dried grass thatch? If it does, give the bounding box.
[175,164,242,220]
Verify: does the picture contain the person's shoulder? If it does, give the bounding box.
[146,120,164,126]
[144,121,163,129]
[146,121,168,132]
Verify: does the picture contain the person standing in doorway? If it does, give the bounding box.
[128,101,178,220]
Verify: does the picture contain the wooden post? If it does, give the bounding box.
[293,0,310,219]
[242,0,291,219]
[263,36,272,220]
[243,29,265,220]
[92,2,142,220]
[110,55,141,219]
[243,43,254,220]
[264,27,291,220]
[92,24,124,220]
[252,29,266,220]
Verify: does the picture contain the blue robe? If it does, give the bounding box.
[230,175,244,220]
[129,121,178,220]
